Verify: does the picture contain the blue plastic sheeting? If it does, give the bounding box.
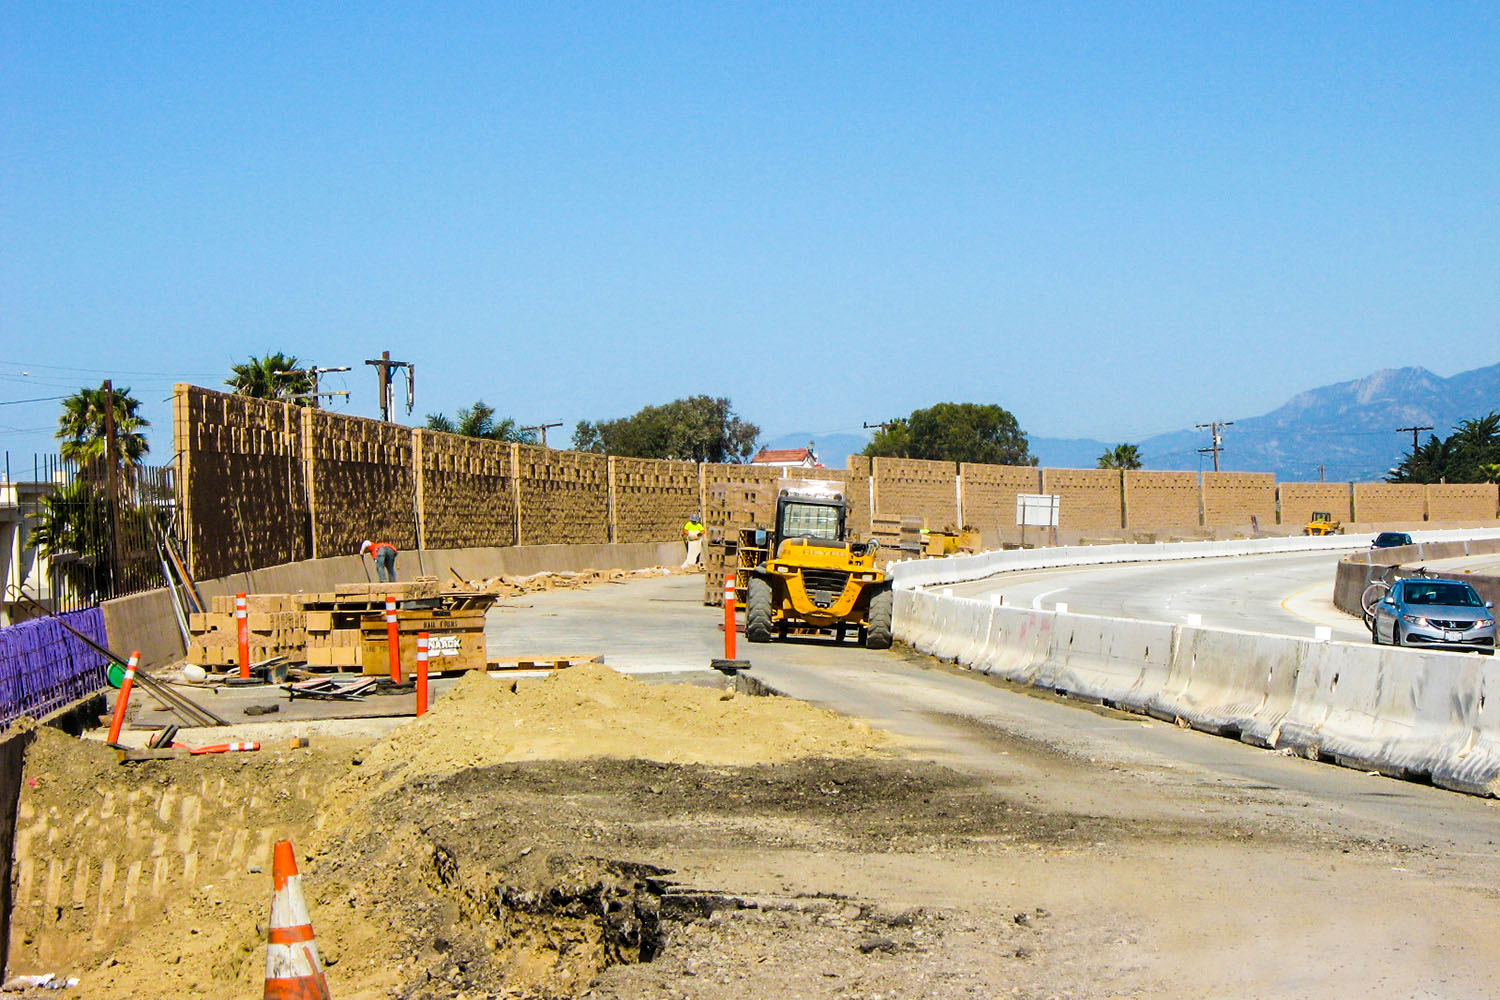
[0,608,109,730]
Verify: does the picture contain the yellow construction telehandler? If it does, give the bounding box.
[1304,511,1343,536]
[743,481,893,649]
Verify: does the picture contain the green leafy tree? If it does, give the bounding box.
[863,402,1033,466]
[863,420,910,458]
[1387,412,1500,483]
[226,352,314,403]
[573,396,759,462]
[1097,443,1143,470]
[56,383,151,468]
[424,400,535,442]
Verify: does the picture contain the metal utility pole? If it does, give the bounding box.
[363,352,415,421]
[101,379,124,596]
[1396,425,1433,454]
[279,365,351,409]
[521,421,564,448]
[1195,420,1234,473]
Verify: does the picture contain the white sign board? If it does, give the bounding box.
[1016,493,1060,528]
[428,634,461,657]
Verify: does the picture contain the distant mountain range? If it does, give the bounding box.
[764,362,1500,481]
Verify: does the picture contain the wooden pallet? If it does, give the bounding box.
[485,654,604,671]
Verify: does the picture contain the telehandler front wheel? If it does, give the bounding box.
[745,577,774,643]
[864,587,894,649]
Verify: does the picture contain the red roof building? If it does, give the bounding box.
[750,445,821,468]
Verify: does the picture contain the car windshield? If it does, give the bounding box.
[1402,583,1484,607]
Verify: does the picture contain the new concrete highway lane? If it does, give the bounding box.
[487,573,1500,856]
[944,549,1370,639]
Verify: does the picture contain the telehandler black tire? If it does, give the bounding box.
[746,578,774,643]
[864,587,894,649]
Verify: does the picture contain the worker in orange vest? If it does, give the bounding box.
[359,540,399,582]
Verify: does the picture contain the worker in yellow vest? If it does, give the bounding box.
[681,514,704,569]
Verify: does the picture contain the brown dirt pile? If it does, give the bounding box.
[354,664,893,783]
[14,667,896,999]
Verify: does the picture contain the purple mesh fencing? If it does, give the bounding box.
[0,608,110,730]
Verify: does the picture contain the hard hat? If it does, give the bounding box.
[359,540,372,554]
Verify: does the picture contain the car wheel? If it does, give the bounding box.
[1392,625,1402,647]
[1370,621,1381,645]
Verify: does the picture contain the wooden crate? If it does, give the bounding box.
[359,608,488,675]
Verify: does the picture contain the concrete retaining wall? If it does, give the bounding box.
[1331,537,1500,617]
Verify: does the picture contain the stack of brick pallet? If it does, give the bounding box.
[185,577,494,671]
[703,475,779,606]
[188,596,306,667]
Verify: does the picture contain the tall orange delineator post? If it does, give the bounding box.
[106,651,139,745]
[263,839,332,1000]
[723,572,737,660]
[710,574,750,675]
[235,592,250,679]
[416,632,429,717]
[384,596,403,683]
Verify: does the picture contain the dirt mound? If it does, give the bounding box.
[356,664,892,782]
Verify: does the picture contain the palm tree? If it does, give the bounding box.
[227,352,314,403]
[1097,443,1143,470]
[1447,412,1500,482]
[29,478,113,602]
[1387,433,1449,483]
[425,400,536,442]
[56,383,151,468]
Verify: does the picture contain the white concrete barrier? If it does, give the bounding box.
[888,527,1500,591]
[894,584,1500,797]
[1036,615,1173,708]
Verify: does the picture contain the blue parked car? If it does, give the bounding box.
[1371,577,1495,653]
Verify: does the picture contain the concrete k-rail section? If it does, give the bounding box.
[890,529,1500,797]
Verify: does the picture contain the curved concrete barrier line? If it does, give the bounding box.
[890,528,1500,591]
[894,586,1500,797]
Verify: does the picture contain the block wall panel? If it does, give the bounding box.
[613,456,700,542]
[515,446,609,545]
[306,408,417,560]
[960,464,1043,533]
[1427,483,1500,522]
[1201,472,1276,528]
[1040,468,1123,531]
[175,385,310,581]
[703,463,782,531]
[417,430,516,549]
[1123,471,1200,529]
[873,457,959,528]
[1278,483,1353,527]
[843,456,874,538]
[1352,483,1426,523]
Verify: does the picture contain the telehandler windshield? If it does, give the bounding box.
[779,501,843,542]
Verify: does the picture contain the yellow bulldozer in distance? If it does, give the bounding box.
[744,481,894,649]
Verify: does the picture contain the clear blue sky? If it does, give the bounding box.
[3,2,1496,465]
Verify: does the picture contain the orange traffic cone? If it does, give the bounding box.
[264,840,332,1000]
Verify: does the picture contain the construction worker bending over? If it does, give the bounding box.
[681,514,705,569]
[360,540,399,582]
